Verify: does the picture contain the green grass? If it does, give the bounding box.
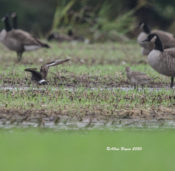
[0,41,169,87]
[0,129,174,171]
[1,88,175,110]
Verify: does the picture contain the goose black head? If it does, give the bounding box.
[143,33,156,42]
[47,33,57,41]
[68,29,73,37]
[11,12,17,29]
[138,22,151,34]
[144,33,163,52]
[1,16,12,32]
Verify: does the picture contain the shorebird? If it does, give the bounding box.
[25,58,70,85]
[143,33,175,88]
[125,67,151,88]
[0,15,50,61]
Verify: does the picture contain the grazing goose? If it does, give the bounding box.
[47,30,86,42]
[125,67,151,88]
[0,16,50,62]
[137,22,175,55]
[143,33,175,88]
[25,58,70,85]
[67,29,85,42]
[47,32,73,42]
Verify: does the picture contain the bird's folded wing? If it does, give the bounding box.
[165,48,175,58]
[25,68,42,78]
[8,29,42,46]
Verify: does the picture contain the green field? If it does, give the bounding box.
[0,129,174,171]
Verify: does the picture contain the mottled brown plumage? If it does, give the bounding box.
[125,67,151,88]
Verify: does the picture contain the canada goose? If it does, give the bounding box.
[125,67,151,88]
[137,22,175,55]
[0,16,50,62]
[143,33,175,88]
[47,30,85,42]
[67,29,85,42]
[25,58,70,85]
[47,32,73,42]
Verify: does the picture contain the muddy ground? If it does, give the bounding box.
[0,105,175,128]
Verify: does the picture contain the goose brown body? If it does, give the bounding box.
[2,29,49,51]
[0,15,49,61]
[144,33,175,88]
[148,48,175,77]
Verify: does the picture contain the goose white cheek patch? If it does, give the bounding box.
[24,45,40,51]
[151,36,157,43]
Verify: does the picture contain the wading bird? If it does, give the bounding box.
[25,58,70,85]
[125,67,151,88]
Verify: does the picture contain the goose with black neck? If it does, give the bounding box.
[143,33,175,88]
[0,15,50,62]
[137,22,175,55]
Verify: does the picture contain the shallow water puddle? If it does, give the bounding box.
[0,86,171,92]
[1,119,175,129]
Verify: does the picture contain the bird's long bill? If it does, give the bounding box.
[46,58,70,67]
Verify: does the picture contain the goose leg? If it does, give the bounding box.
[17,52,22,62]
[170,77,174,88]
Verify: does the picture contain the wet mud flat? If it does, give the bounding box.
[0,106,175,129]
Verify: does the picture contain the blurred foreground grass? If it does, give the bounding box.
[0,129,174,171]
